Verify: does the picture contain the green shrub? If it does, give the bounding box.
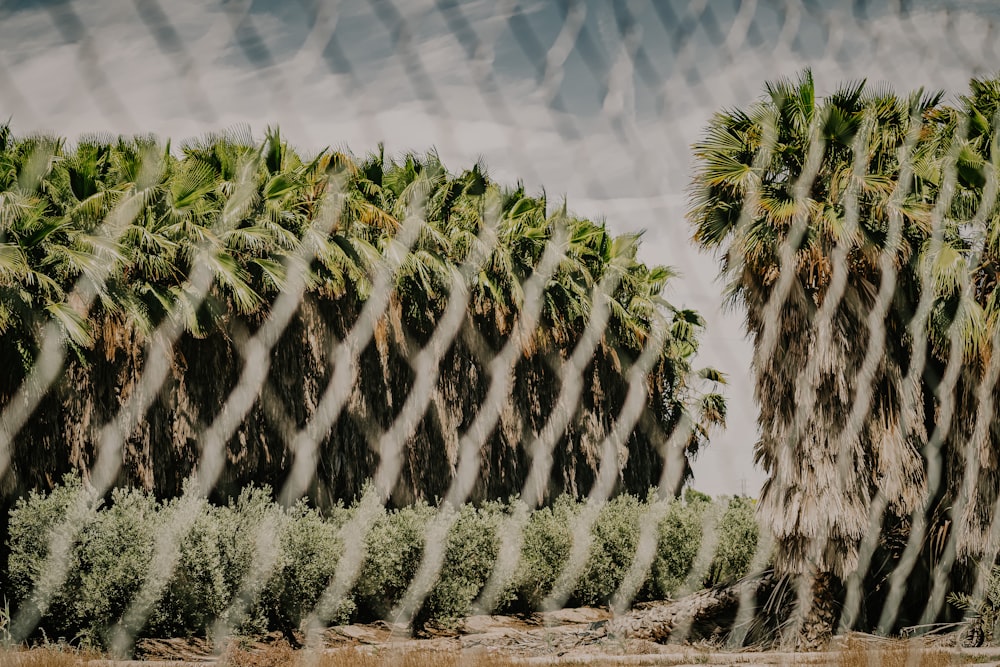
[353,501,435,621]
[208,485,290,635]
[8,475,104,642]
[418,502,504,627]
[259,500,352,631]
[569,494,642,607]
[645,497,707,600]
[949,564,1000,645]
[684,488,712,504]
[70,487,159,645]
[704,496,759,587]
[6,479,765,640]
[7,479,164,647]
[145,496,229,638]
[217,487,279,593]
[505,495,580,612]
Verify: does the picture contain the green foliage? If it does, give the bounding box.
[506,495,579,611]
[70,487,158,646]
[146,497,229,638]
[353,502,435,621]
[214,486,286,634]
[0,125,725,496]
[259,501,352,632]
[571,495,643,606]
[646,497,708,600]
[417,502,504,627]
[5,481,761,647]
[705,496,759,587]
[684,488,711,504]
[7,476,81,607]
[6,474,99,639]
[949,565,1000,645]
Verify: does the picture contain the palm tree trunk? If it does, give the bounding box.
[3,292,670,508]
[795,571,838,650]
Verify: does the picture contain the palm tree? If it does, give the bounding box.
[0,125,725,527]
[688,71,943,644]
[882,77,1000,631]
[947,79,1000,558]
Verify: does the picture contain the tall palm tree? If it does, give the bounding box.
[915,77,1000,556]
[893,78,1000,628]
[0,126,725,531]
[688,71,943,644]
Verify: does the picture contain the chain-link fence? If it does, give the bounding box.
[3,0,1000,660]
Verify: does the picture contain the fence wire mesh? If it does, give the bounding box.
[2,0,1000,660]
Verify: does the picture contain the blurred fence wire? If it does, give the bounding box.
[3,0,1000,657]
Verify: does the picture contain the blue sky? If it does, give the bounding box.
[2,0,998,495]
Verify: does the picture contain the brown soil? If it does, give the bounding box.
[6,599,999,666]
[116,609,1000,666]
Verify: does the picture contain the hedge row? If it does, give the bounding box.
[6,477,760,649]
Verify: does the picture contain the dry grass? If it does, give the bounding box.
[836,639,958,667]
[0,647,102,666]
[309,652,520,667]
[220,644,522,667]
[0,649,76,667]
[0,643,526,667]
[219,640,298,667]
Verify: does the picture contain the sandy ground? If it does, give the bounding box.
[90,608,1000,666]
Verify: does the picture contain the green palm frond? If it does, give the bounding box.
[0,242,29,282]
[205,251,262,315]
[45,300,93,347]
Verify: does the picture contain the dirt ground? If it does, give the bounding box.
[128,608,1000,666]
[6,607,1000,666]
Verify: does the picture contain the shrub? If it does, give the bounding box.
[7,480,166,647]
[259,501,351,632]
[145,496,229,638]
[504,495,580,612]
[184,486,289,636]
[7,475,112,644]
[6,479,765,641]
[704,496,759,587]
[685,488,712,504]
[353,501,435,621]
[949,564,1000,645]
[69,487,159,645]
[645,497,707,600]
[571,494,642,607]
[418,502,504,627]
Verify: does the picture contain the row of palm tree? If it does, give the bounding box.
[0,124,725,512]
[688,71,1000,642]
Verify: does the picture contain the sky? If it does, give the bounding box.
[1,0,999,496]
